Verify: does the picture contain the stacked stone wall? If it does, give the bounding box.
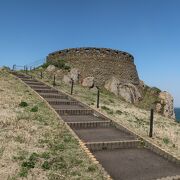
[47,48,140,86]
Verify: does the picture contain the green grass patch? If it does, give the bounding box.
[30,105,38,112]
[163,137,170,145]
[101,106,114,114]
[116,110,122,115]
[19,101,28,107]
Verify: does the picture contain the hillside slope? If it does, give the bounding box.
[29,68,180,159]
[0,70,106,179]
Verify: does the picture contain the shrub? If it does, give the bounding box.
[41,59,71,70]
[101,106,110,111]
[116,110,122,115]
[19,101,28,107]
[41,62,51,69]
[163,137,169,144]
[30,106,38,112]
[88,165,96,172]
[101,106,114,114]
[21,161,35,169]
[19,167,28,177]
[42,161,51,170]
[40,152,50,159]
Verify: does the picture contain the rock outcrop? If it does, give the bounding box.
[104,77,142,103]
[82,77,94,88]
[46,65,56,72]
[62,68,80,85]
[157,91,175,119]
[69,68,80,83]
[63,75,71,85]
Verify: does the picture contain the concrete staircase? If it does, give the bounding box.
[13,73,180,180]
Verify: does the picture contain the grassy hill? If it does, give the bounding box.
[0,69,107,179]
[28,68,180,159]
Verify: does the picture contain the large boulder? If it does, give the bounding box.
[46,65,56,72]
[82,77,94,88]
[55,69,64,79]
[104,77,120,96]
[104,77,142,103]
[118,83,142,103]
[62,75,71,85]
[69,68,80,83]
[158,91,175,119]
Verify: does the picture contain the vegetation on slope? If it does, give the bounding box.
[136,86,161,110]
[0,69,106,180]
[28,68,180,159]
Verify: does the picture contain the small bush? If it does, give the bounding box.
[41,62,51,69]
[163,137,169,144]
[116,110,122,115]
[19,167,28,177]
[101,106,110,111]
[88,165,96,172]
[29,153,39,162]
[101,106,114,114]
[41,59,71,70]
[40,152,50,159]
[19,101,28,107]
[42,161,51,170]
[30,106,38,112]
[21,161,35,169]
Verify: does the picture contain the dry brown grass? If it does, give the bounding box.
[29,70,180,159]
[0,70,107,180]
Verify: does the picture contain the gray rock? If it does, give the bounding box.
[82,77,94,88]
[156,103,162,113]
[46,65,56,72]
[118,83,142,103]
[139,80,146,89]
[104,77,142,103]
[158,91,175,119]
[69,68,80,83]
[63,75,71,85]
[104,77,120,96]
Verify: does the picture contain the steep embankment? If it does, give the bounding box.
[0,70,106,179]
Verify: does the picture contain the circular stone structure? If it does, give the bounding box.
[47,47,140,86]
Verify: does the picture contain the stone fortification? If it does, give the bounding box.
[47,47,140,86]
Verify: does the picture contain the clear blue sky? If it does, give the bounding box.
[0,0,180,107]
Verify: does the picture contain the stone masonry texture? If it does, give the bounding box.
[47,47,140,86]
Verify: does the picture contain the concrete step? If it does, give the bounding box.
[67,120,111,128]
[47,100,78,105]
[56,109,93,115]
[73,126,136,143]
[23,81,45,86]
[86,140,141,151]
[93,148,180,180]
[61,114,108,123]
[17,76,31,79]
[45,97,73,102]
[22,79,40,83]
[39,93,68,99]
[29,85,51,89]
[34,89,59,94]
[52,104,85,110]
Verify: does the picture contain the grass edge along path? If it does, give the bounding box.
[0,70,109,180]
[27,69,180,159]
